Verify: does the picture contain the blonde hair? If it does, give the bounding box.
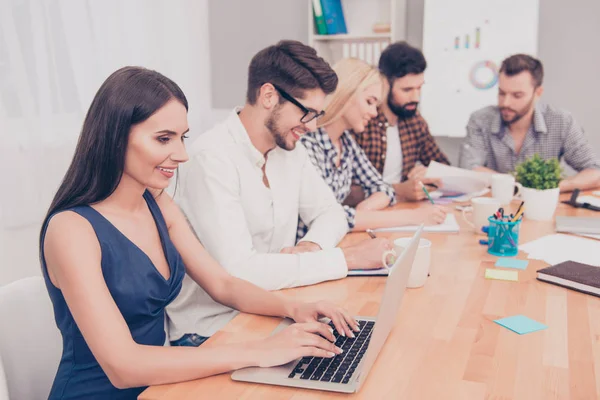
[317,58,383,128]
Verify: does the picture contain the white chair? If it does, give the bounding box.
[0,277,62,400]
[0,353,9,400]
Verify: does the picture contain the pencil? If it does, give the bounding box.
[420,182,435,205]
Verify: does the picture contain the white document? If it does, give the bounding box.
[373,213,460,233]
[425,161,493,194]
[519,234,600,266]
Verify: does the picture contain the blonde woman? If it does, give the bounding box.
[298,58,447,237]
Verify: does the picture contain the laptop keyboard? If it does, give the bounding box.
[287,320,374,384]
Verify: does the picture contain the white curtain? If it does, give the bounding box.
[0,0,212,228]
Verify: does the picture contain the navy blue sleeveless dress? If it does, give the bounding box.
[41,190,185,399]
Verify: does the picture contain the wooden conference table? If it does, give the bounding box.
[141,194,600,400]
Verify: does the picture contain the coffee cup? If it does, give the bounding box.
[381,237,431,288]
[491,174,522,205]
[462,197,501,234]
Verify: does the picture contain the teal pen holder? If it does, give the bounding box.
[486,216,521,257]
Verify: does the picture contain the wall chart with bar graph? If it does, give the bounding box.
[421,0,539,137]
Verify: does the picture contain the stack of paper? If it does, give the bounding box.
[373,213,460,233]
[519,234,600,266]
[425,161,493,194]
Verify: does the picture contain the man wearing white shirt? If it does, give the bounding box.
[166,40,391,346]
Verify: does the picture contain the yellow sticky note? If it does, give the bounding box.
[485,268,518,282]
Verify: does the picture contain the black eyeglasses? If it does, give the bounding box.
[272,84,325,124]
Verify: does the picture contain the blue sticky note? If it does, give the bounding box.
[494,315,547,335]
[495,258,529,270]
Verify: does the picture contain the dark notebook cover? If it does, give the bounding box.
[537,261,600,298]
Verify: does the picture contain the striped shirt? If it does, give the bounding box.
[298,127,396,237]
[459,103,600,173]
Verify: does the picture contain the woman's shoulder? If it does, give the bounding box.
[44,210,101,265]
[46,209,94,235]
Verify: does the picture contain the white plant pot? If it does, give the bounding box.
[520,187,560,221]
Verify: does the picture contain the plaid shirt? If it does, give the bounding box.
[350,110,450,181]
[297,128,396,238]
[459,103,600,173]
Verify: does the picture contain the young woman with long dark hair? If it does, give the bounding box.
[40,66,357,399]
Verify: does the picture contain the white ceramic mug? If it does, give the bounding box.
[462,197,502,234]
[381,238,431,288]
[491,174,523,205]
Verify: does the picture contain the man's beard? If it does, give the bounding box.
[500,94,535,125]
[387,91,419,119]
[265,107,295,151]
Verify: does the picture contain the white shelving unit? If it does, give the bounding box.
[308,0,404,66]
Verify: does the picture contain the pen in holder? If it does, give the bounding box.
[485,216,521,257]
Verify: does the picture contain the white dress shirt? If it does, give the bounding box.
[382,124,403,185]
[166,109,349,339]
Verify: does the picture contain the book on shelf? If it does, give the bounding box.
[311,0,327,35]
[320,0,347,34]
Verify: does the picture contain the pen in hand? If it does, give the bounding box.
[366,229,377,239]
[419,181,435,205]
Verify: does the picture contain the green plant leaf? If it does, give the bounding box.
[514,154,563,190]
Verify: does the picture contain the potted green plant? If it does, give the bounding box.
[514,154,563,221]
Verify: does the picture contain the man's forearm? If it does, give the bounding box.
[559,169,600,192]
[355,192,391,211]
[343,185,365,207]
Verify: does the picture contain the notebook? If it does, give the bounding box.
[347,267,389,277]
[373,213,460,233]
[555,216,600,234]
[536,261,600,298]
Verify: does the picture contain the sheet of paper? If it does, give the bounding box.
[373,213,460,233]
[576,195,600,208]
[520,234,600,266]
[425,161,493,194]
[495,258,529,270]
[449,188,490,202]
[485,268,519,281]
[494,315,548,335]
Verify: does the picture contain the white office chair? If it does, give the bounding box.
[0,277,62,400]
[0,353,9,400]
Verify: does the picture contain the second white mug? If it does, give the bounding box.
[462,197,501,234]
[491,174,522,205]
[382,237,431,288]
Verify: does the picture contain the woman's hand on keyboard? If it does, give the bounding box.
[252,322,343,368]
[287,300,359,338]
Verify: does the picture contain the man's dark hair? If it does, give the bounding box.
[246,40,338,104]
[378,41,427,81]
[500,54,544,87]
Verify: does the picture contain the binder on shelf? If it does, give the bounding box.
[320,0,348,35]
[312,0,327,35]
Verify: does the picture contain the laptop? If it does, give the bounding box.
[556,216,600,235]
[231,226,423,393]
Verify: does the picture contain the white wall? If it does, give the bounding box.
[404,0,600,165]
[2,0,599,286]
[0,0,214,286]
